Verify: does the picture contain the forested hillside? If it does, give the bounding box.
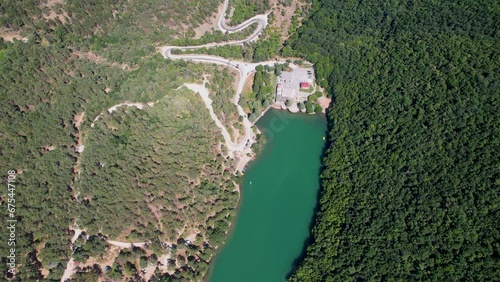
[287,0,499,280]
[0,0,242,281]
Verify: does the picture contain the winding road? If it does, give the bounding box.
[160,0,287,154]
[62,2,290,281]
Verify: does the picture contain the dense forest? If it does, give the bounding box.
[287,0,499,281]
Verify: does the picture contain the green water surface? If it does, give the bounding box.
[209,109,327,282]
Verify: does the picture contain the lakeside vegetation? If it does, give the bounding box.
[303,91,322,114]
[287,0,499,280]
[0,0,244,280]
[240,64,279,121]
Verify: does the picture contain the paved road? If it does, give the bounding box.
[217,0,268,34]
[159,0,287,154]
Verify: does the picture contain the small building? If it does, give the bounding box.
[275,66,315,102]
[300,82,310,89]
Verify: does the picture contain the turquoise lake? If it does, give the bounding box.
[208,109,327,282]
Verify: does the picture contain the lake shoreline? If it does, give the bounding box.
[235,99,329,173]
[207,109,327,282]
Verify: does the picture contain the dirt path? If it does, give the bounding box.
[183,83,247,153]
[107,240,148,248]
[91,101,155,128]
[60,228,83,282]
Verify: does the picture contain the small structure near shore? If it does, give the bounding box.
[275,66,315,103]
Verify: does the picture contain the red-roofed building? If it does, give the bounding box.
[300,82,310,89]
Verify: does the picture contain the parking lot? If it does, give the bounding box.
[276,67,314,102]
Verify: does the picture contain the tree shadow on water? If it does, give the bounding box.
[285,102,334,280]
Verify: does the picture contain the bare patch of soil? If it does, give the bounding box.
[229,123,240,143]
[242,72,255,95]
[115,226,134,242]
[41,145,57,153]
[193,0,226,38]
[147,203,163,231]
[40,0,69,23]
[71,111,85,189]
[0,29,24,42]
[72,51,137,70]
[73,112,85,128]
[44,0,65,7]
[317,95,331,113]
[35,242,50,278]
[269,0,311,42]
